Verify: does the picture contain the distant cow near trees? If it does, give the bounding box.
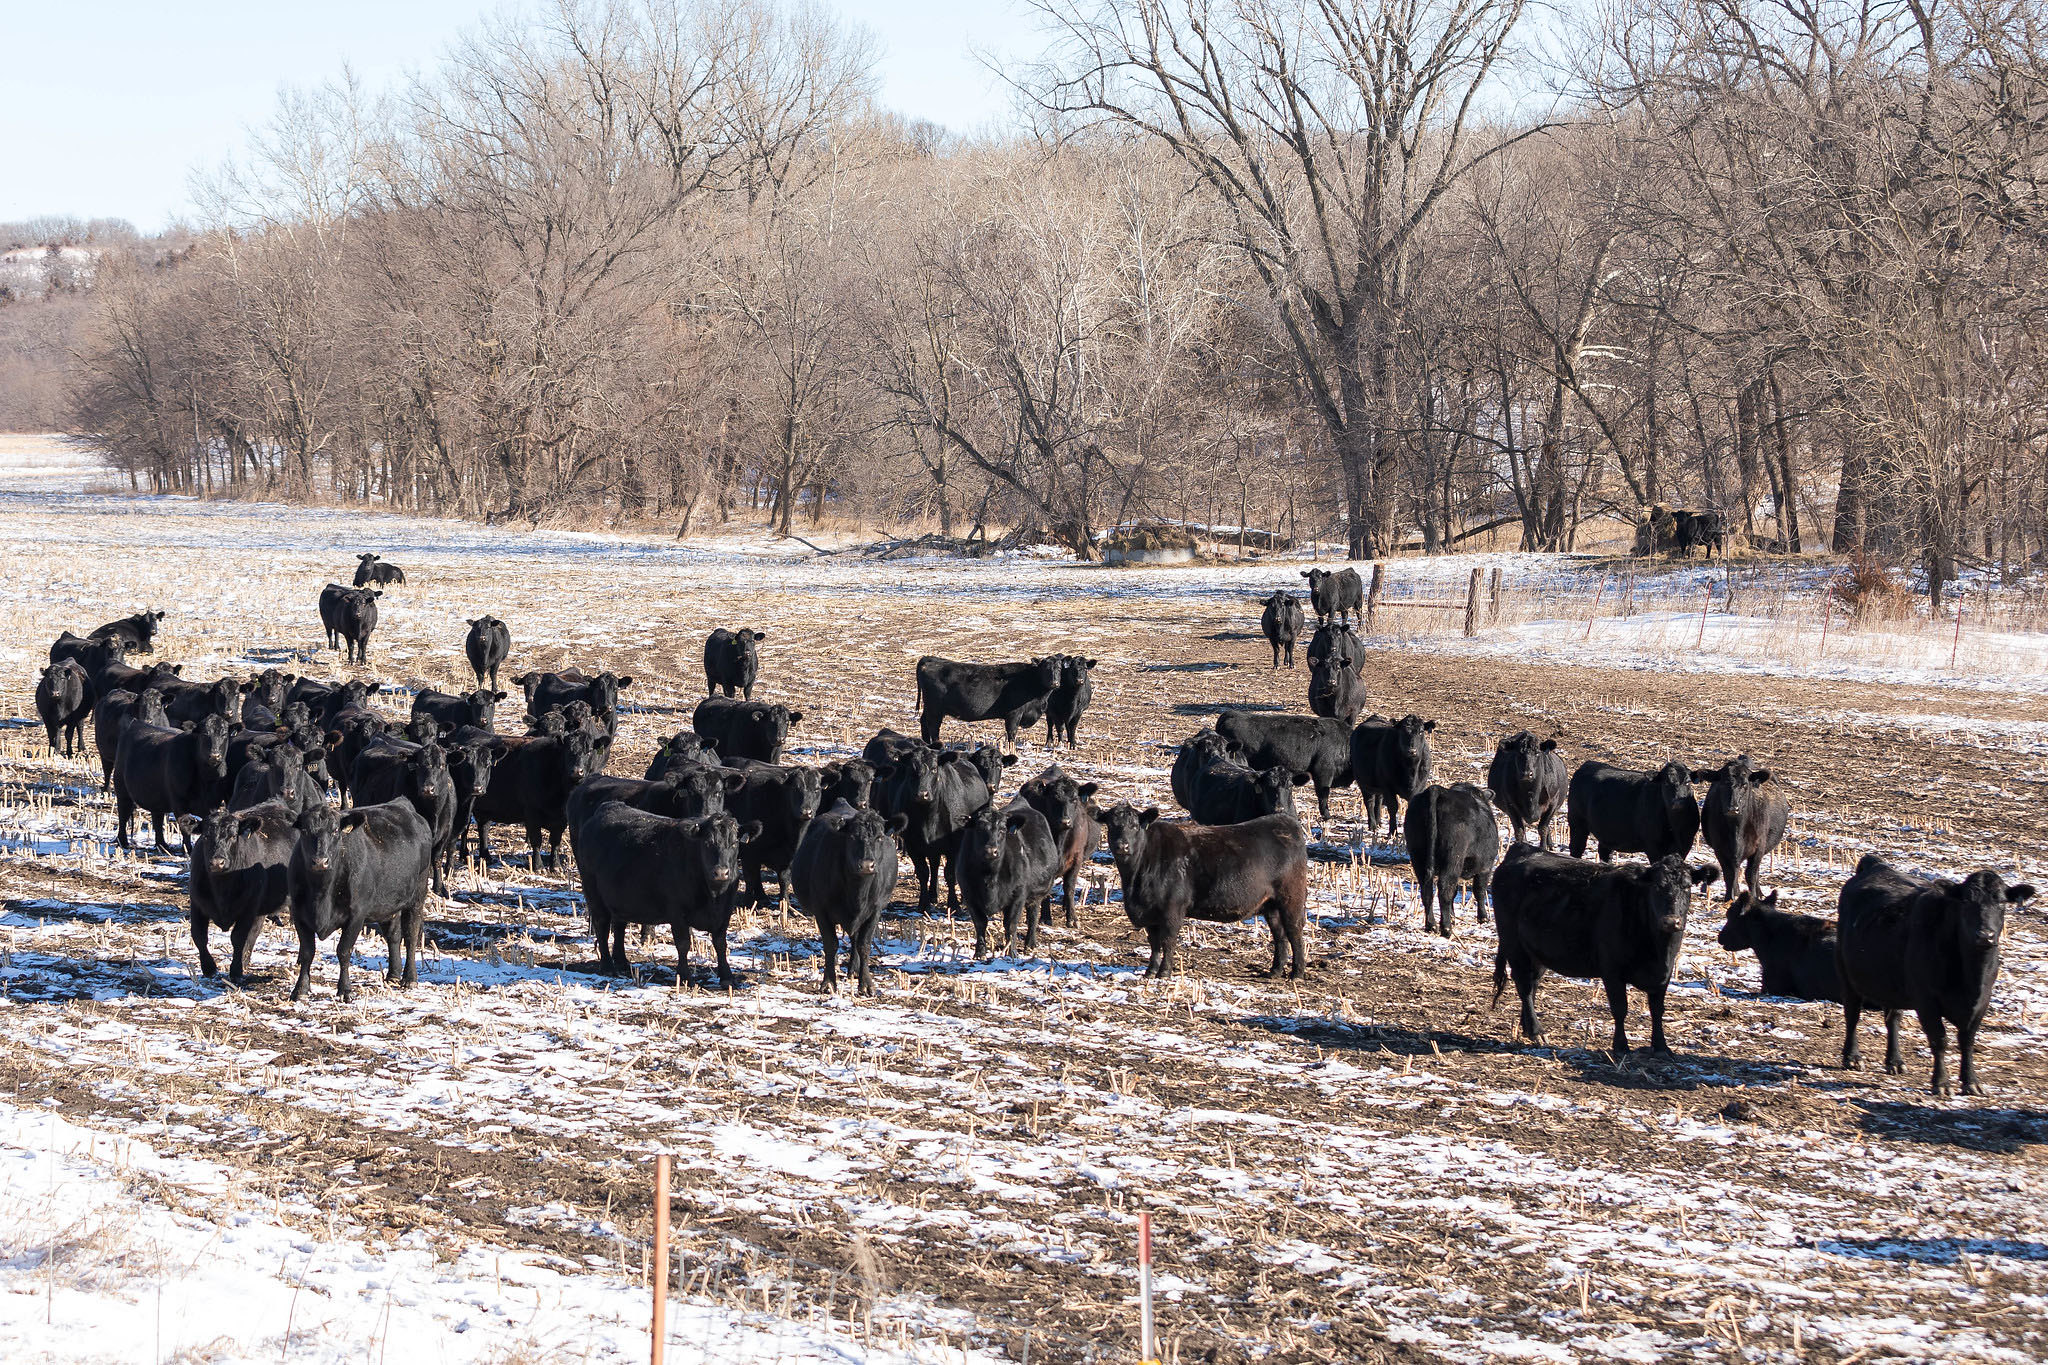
[1300,567,1363,626]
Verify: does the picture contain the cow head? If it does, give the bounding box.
[404,714,442,746]
[1716,889,1778,953]
[1654,761,1695,799]
[1061,656,1097,686]
[821,758,877,811]
[1386,715,1437,794]
[459,689,506,729]
[960,805,1012,879]
[1263,589,1294,611]
[884,745,944,808]
[1101,803,1161,872]
[403,742,449,806]
[1638,855,1716,935]
[829,803,905,879]
[194,712,233,781]
[1020,765,1098,844]
[1943,871,2033,951]
[294,803,344,882]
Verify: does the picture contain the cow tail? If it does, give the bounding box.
[1491,942,1508,1007]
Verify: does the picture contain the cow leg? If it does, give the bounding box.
[671,922,693,984]
[970,908,990,960]
[1142,924,1167,978]
[1516,966,1546,1045]
[402,907,421,986]
[190,909,219,979]
[1262,908,1286,976]
[945,852,962,916]
[1604,978,1634,1054]
[1919,1011,1951,1095]
[709,924,736,989]
[1062,869,1079,928]
[1436,877,1457,939]
[1744,851,1764,896]
[1955,1017,1983,1096]
[380,918,403,982]
[335,922,362,1002]
[290,925,317,1001]
[853,925,875,995]
[1840,995,1864,1070]
[474,819,497,868]
[1647,984,1672,1054]
[1471,871,1492,926]
[820,922,840,990]
[1025,892,1041,954]
[1717,851,1737,900]
[228,915,261,985]
[1882,1009,1905,1074]
[1159,914,1183,978]
[1596,840,1614,864]
[918,710,941,746]
[1415,867,1438,935]
[1535,814,1553,852]
[1315,779,1331,821]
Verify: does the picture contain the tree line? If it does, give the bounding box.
[59,0,2048,590]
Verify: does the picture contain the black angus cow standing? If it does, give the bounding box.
[1300,566,1364,626]
[1182,754,1307,827]
[1017,764,1100,928]
[1490,843,1718,1053]
[1673,511,1727,560]
[469,726,610,870]
[1260,590,1304,668]
[645,730,716,780]
[1351,714,1435,837]
[703,628,767,699]
[1215,713,1353,821]
[1304,623,1365,674]
[870,741,992,914]
[89,609,166,654]
[287,800,434,1002]
[1405,782,1500,938]
[351,739,459,895]
[579,806,754,984]
[93,687,169,786]
[186,800,301,984]
[412,686,505,735]
[692,697,803,763]
[318,585,381,663]
[161,675,243,729]
[1307,645,1367,725]
[1100,805,1309,980]
[957,799,1060,957]
[914,655,1061,747]
[1169,728,1241,814]
[789,801,907,994]
[1696,755,1791,899]
[723,760,825,913]
[1487,732,1568,849]
[1717,890,1844,1003]
[518,669,633,737]
[354,553,406,587]
[228,742,324,817]
[1567,760,1700,862]
[240,669,294,729]
[1045,655,1096,748]
[1835,855,2032,1095]
[114,712,232,853]
[464,616,511,689]
[35,659,92,757]
[49,630,126,688]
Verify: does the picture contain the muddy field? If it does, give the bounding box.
[2,444,2045,1364]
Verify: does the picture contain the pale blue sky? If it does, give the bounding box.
[1,0,1037,230]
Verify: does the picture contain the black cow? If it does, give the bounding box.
[1836,856,2033,1095]
[724,760,825,912]
[1045,655,1096,747]
[1308,651,1367,725]
[1405,782,1501,938]
[185,800,299,983]
[161,675,243,729]
[94,658,180,703]
[464,616,510,689]
[94,687,169,786]
[693,697,803,763]
[354,553,406,587]
[947,741,1016,796]
[646,730,717,780]
[861,727,925,767]
[89,610,165,654]
[1717,890,1843,1003]
[820,757,878,811]
[1017,764,1101,928]
[287,800,434,1002]
[1300,566,1364,626]
[325,708,389,805]
[1487,732,1568,849]
[1101,806,1309,979]
[958,799,1060,957]
[49,630,125,681]
[1489,844,1717,1053]
[914,655,1061,746]
[1568,760,1700,863]
[228,743,323,817]
[318,584,381,663]
[1169,729,1242,813]
[1351,714,1435,837]
[114,713,232,853]
[240,669,295,729]
[704,628,767,699]
[1305,623,1365,675]
[1260,590,1304,668]
[1217,713,1353,820]
[469,727,609,870]
[566,767,742,871]
[289,676,378,728]
[440,726,506,864]
[1696,755,1791,899]
[352,740,457,895]
[580,806,754,984]
[871,743,991,913]
[789,801,906,994]
[35,659,91,757]
[1673,511,1726,560]
[1186,757,1307,827]
[519,669,633,736]
[413,686,505,735]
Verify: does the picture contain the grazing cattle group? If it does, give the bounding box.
[12,560,2032,1097]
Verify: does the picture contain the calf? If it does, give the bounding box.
[1101,805,1308,979]
[354,552,406,587]
[693,696,803,763]
[469,726,609,870]
[413,686,505,735]
[114,712,232,853]
[1186,757,1306,827]
[89,609,165,654]
[646,730,716,780]
[464,616,511,689]
[1696,755,1790,898]
[287,800,433,1001]
[1351,714,1435,837]
[352,740,458,894]
[1308,653,1367,725]
[958,800,1060,957]
[339,587,382,663]
[1568,760,1699,862]
[1170,728,1242,813]
[1217,713,1353,820]
[228,743,323,817]
[914,654,1061,746]
[820,757,878,811]
[1017,764,1101,927]
[704,627,766,698]
[1489,844,1717,1053]
[1487,732,1568,849]
[1717,890,1843,1003]
[1836,855,2032,1095]
[789,801,907,993]
[94,687,169,786]
[186,800,300,984]
[872,743,991,913]
[519,669,633,736]
[1045,655,1096,747]
[724,760,825,911]
[580,806,754,983]
[1260,590,1304,667]
[1300,566,1364,626]
[1405,782,1501,938]
[35,660,91,757]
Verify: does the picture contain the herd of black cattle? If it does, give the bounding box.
[18,557,2032,1098]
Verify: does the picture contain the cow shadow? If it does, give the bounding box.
[1237,1014,1525,1061]
[1204,630,1263,642]
[1851,1100,2048,1154]
[1816,1235,2048,1265]
[1172,700,1286,716]
[1142,660,1231,673]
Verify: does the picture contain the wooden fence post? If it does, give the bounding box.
[1464,568,1483,637]
[1366,563,1385,630]
[1488,567,1502,623]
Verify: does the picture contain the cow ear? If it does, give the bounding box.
[339,810,370,831]
[468,618,480,627]
[1422,720,1436,732]
[1751,769,1771,784]
[1292,772,1311,785]
[1689,863,1718,886]
[1079,782,1099,798]
[1539,739,1556,751]
[884,814,909,835]
[237,814,264,836]
[177,814,203,834]
[616,676,634,688]
[2009,883,2037,904]
[937,750,962,765]
[1085,658,1098,668]
[494,691,508,701]
[1000,753,1018,767]
[1139,807,1160,827]
[872,762,896,779]
[738,820,765,842]
[787,711,803,724]
[1299,570,1310,578]
[179,720,196,732]
[721,770,748,792]
[750,631,766,641]
[1762,890,1779,908]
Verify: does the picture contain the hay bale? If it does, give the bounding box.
[1102,525,1199,565]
